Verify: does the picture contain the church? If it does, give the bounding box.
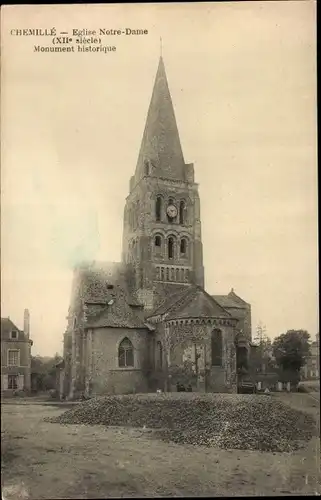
[61,56,252,399]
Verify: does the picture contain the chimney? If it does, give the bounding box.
[24,309,30,339]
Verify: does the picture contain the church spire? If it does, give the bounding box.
[135,56,186,182]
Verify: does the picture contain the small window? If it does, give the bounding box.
[8,350,19,367]
[179,201,186,224]
[168,237,174,259]
[155,196,162,222]
[10,330,18,340]
[8,375,18,390]
[180,239,187,255]
[118,338,134,368]
[155,235,162,247]
[144,160,150,176]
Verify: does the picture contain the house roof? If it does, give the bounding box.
[148,285,232,321]
[1,318,23,336]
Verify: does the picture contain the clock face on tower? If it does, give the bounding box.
[167,204,177,219]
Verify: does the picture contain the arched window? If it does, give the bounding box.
[179,201,186,224]
[154,234,162,256]
[211,329,223,366]
[180,238,187,256]
[118,338,134,367]
[155,196,162,222]
[156,341,163,369]
[144,160,150,176]
[155,235,161,247]
[168,237,174,259]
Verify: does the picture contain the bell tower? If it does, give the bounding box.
[122,56,204,310]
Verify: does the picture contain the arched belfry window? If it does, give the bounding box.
[180,238,187,256]
[154,234,162,255]
[156,196,162,222]
[118,338,134,367]
[155,235,162,247]
[179,201,186,224]
[211,329,223,366]
[168,237,175,259]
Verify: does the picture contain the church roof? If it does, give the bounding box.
[135,56,186,182]
[75,261,139,305]
[212,289,249,309]
[148,285,232,321]
[212,295,244,309]
[85,299,149,330]
[73,262,148,330]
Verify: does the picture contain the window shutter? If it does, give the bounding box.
[3,374,8,390]
[18,374,24,390]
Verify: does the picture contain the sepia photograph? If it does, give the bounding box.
[1,2,319,498]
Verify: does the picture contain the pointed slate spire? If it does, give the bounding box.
[135,56,186,181]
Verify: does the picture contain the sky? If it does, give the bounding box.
[1,2,318,355]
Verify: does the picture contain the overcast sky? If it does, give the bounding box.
[1,2,317,355]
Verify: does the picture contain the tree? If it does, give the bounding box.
[272,330,311,377]
[254,322,268,346]
[168,360,198,387]
[250,322,276,374]
[31,353,63,392]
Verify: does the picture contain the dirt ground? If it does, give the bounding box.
[1,393,320,499]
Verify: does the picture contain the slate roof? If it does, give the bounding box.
[212,289,249,309]
[212,295,244,309]
[73,262,148,330]
[1,317,28,341]
[148,285,232,320]
[135,56,186,182]
[85,296,150,330]
[1,318,21,334]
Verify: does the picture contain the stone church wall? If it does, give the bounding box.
[88,327,149,395]
[165,321,237,393]
[225,306,252,342]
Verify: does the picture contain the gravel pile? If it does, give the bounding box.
[48,393,315,453]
